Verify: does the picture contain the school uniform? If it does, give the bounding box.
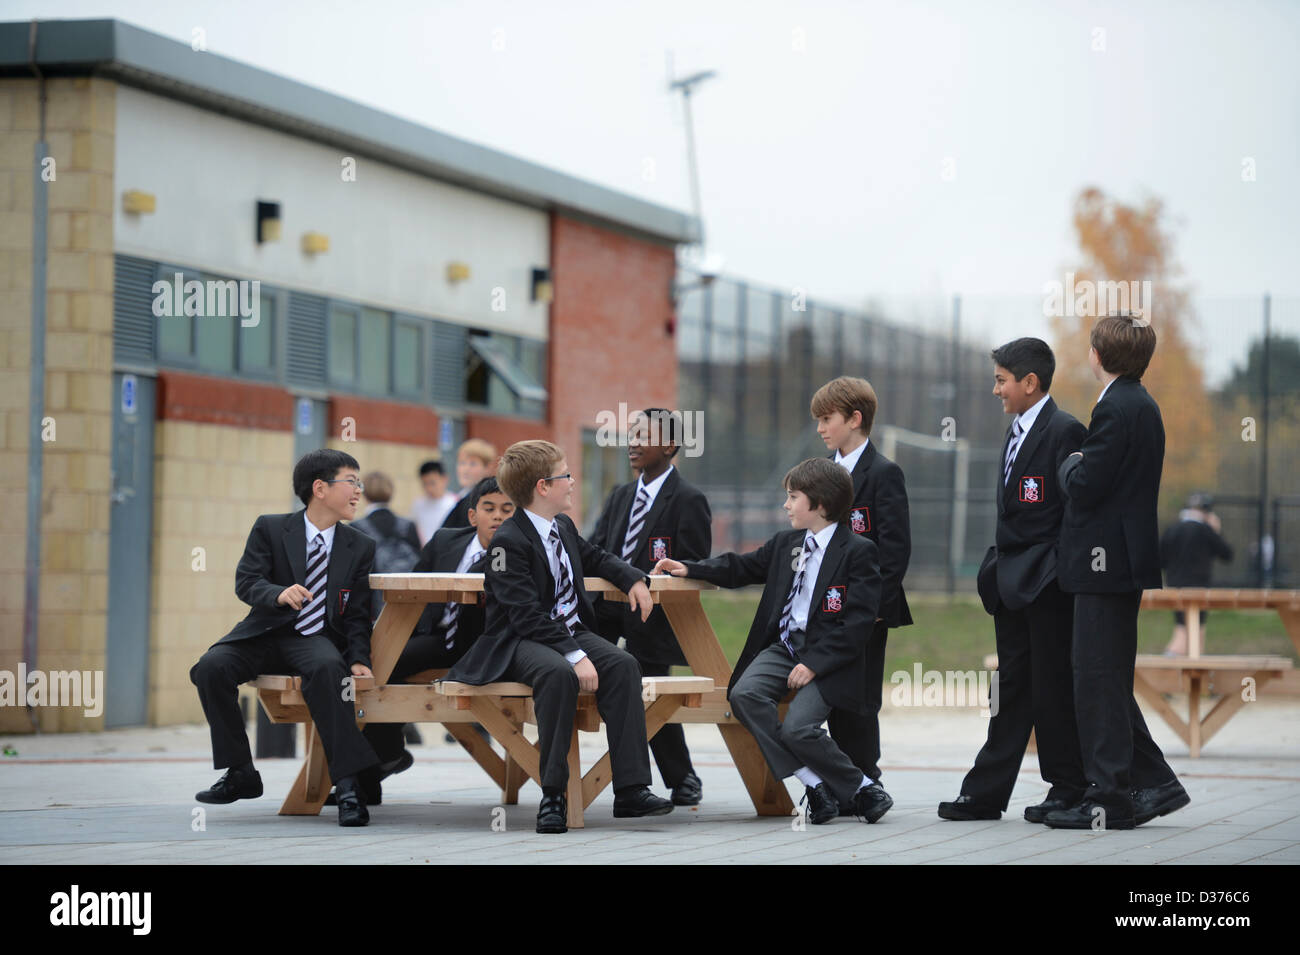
[825,440,912,782]
[589,466,712,787]
[438,493,472,531]
[962,395,1088,809]
[1057,376,1180,820]
[190,509,378,782]
[361,526,490,766]
[680,524,882,807]
[445,509,651,794]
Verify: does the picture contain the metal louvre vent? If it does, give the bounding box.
[431,321,466,407]
[113,254,157,365]
[287,292,327,386]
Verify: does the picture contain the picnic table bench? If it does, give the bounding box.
[1135,588,1297,756]
[251,572,796,827]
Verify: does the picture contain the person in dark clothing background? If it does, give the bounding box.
[1160,492,1233,655]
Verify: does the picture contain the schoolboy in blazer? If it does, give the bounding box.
[590,409,712,805]
[656,458,893,824]
[938,338,1088,822]
[444,440,673,833]
[812,376,911,806]
[1045,315,1188,830]
[340,477,510,804]
[189,449,379,827]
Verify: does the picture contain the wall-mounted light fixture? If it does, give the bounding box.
[531,267,553,303]
[301,232,330,255]
[446,262,471,283]
[257,201,282,243]
[122,190,156,214]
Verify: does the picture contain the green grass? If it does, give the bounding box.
[695,589,1298,675]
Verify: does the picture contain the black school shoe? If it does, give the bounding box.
[1132,780,1190,826]
[1043,800,1136,830]
[195,766,263,804]
[335,784,369,827]
[801,783,839,825]
[324,749,414,806]
[1024,794,1080,824]
[852,784,894,823]
[938,793,1000,821]
[671,772,703,806]
[613,786,674,818]
[537,793,568,834]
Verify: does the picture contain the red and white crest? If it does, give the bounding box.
[650,537,669,561]
[850,505,871,534]
[823,586,844,613]
[1019,476,1044,503]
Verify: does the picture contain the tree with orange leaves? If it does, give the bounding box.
[1049,188,1216,520]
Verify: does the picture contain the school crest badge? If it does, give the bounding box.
[1019,477,1044,503]
[850,505,871,534]
[338,589,351,614]
[650,537,670,561]
[823,585,845,613]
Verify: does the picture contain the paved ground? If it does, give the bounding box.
[2,697,1298,864]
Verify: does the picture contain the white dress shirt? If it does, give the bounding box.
[524,508,587,664]
[1097,377,1118,405]
[304,514,335,559]
[790,523,839,633]
[834,438,868,476]
[1006,393,1051,470]
[633,464,674,514]
[439,533,488,627]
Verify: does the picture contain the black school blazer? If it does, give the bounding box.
[216,510,376,668]
[682,524,882,714]
[588,467,713,665]
[834,443,912,627]
[976,397,1088,613]
[444,510,646,685]
[410,526,490,647]
[1056,377,1165,593]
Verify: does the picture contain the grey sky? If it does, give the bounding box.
[10,0,1299,381]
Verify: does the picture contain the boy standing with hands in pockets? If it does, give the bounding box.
[655,458,892,824]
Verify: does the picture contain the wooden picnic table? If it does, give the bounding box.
[1134,588,1298,756]
[256,573,794,827]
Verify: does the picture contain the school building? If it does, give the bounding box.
[0,19,695,732]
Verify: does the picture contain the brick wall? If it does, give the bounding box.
[548,214,679,518]
[1,77,116,732]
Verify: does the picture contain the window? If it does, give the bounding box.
[581,427,630,535]
[467,333,547,418]
[393,319,423,396]
[238,289,275,374]
[359,307,390,392]
[328,304,357,383]
[155,267,197,362]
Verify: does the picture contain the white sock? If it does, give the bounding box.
[794,767,823,787]
[858,775,874,791]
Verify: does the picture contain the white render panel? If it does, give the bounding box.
[113,85,549,339]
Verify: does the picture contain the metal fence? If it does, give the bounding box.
[676,275,1300,591]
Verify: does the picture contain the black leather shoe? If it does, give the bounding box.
[537,793,568,833]
[336,788,369,827]
[850,784,893,823]
[1024,795,1078,824]
[1043,801,1135,830]
[801,783,839,825]
[670,772,703,806]
[613,786,674,818]
[195,766,263,804]
[1132,779,1190,826]
[938,794,1000,820]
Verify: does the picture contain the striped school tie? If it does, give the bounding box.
[1003,418,1023,486]
[295,533,328,635]
[777,535,818,656]
[550,525,581,635]
[441,603,461,651]
[621,487,650,561]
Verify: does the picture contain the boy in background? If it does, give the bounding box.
[439,439,497,530]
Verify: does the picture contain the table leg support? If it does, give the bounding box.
[279,721,331,816]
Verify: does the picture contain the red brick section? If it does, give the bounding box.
[466,413,553,461]
[156,371,293,430]
[549,214,679,518]
[330,395,440,446]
